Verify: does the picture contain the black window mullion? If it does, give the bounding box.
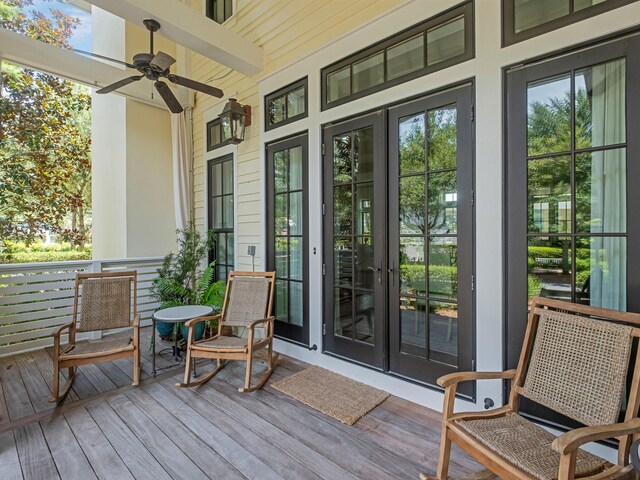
[504,0,636,46]
[322,1,473,110]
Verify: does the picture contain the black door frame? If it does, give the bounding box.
[322,111,387,369]
[266,132,310,346]
[504,33,640,425]
[387,83,475,397]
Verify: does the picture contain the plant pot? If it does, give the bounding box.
[180,321,206,342]
[155,321,175,339]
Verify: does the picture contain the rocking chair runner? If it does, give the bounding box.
[50,271,140,404]
[177,271,278,392]
[422,296,640,480]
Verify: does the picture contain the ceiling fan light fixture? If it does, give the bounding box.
[219,98,251,144]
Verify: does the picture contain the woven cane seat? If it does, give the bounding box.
[456,413,606,480]
[63,336,133,357]
[193,335,249,350]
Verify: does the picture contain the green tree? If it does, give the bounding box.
[0,0,91,248]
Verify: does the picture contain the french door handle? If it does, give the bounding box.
[387,261,395,286]
[367,264,383,284]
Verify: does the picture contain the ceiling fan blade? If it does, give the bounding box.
[72,49,137,69]
[166,74,224,98]
[96,75,144,94]
[150,51,176,72]
[154,81,183,113]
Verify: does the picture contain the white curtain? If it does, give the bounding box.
[171,110,191,230]
[589,59,626,310]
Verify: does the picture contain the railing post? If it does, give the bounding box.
[89,260,103,340]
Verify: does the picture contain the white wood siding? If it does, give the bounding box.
[189,0,406,271]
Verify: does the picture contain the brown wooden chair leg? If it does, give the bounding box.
[133,348,140,386]
[239,345,279,393]
[49,361,60,403]
[242,354,253,392]
[50,366,75,404]
[421,427,453,480]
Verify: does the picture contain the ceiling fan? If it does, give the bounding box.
[75,19,223,113]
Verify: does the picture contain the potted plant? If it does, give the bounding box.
[151,225,225,342]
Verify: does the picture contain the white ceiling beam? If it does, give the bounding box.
[86,0,263,76]
[0,27,186,110]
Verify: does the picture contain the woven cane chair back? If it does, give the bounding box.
[521,309,633,426]
[223,276,272,327]
[76,275,134,332]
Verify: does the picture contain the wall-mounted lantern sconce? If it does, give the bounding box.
[219,98,251,144]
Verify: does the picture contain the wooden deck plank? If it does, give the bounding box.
[151,381,328,480]
[15,351,54,413]
[268,361,481,478]
[167,375,360,480]
[64,404,135,480]
[0,430,23,480]
[0,354,35,420]
[77,363,118,394]
[0,373,10,424]
[0,345,473,480]
[84,400,172,480]
[105,393,210,480]
[13,422,60,480]
[124,387,247,480]
[94,359,133,388]
[206,362,420,479]
[40,415,97,480]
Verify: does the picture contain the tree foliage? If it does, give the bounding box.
[0,0,91,248]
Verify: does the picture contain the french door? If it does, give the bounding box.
[266,133,309,346]
[323,112,386,368]
[505,35,640,423]
[388,86,474,394]
[323,84,475,392]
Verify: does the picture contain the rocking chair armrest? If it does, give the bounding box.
[132,314,141,327]
[552,418,640,455]
[51,322,74,338]
[185,314,220,328]
[438,369,517,388]
[248,316,276,330]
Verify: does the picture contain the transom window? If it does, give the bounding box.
[206,118,231,151]
[206,0,233,24]
[321,1,474,110]
[265,78,308,131]
[503,0,637,45]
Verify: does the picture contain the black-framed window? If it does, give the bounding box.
[206,0,233,24]
[503,0,637,45]
[321,1,474,110]
[266,133,309,345]
[265,78,308,131]
[505,33,640,426]
[208,154,234,281]
[206,118,232,151]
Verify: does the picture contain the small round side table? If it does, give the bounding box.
[151,305,213,377]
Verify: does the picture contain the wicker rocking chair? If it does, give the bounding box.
[177,271,278,393]
[50,271,140,404]
[422,296,640,480]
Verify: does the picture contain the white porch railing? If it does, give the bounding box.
[0,257,163,357]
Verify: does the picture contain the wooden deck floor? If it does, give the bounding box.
[0,327,483,479]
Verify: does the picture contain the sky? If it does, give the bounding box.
[26,0,92,51]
